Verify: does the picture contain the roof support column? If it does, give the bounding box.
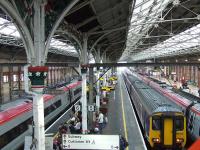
[95,47,101,112]
[27,1,47,150]
[81,34,88,134]
[0,66,3,104]
[18,66,21,97]
[8,65,13,101]
[88,67,94,129]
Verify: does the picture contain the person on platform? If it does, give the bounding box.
[74,118,82,134]
[98,111,104,133]
[120,135,129,150]
[198,88,200,97]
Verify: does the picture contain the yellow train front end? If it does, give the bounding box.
[149,112,186,150]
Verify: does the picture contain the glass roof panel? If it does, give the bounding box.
[121,0,172,61]
[0,16,78,57]
[50,38,77,53]
[131,23,200,61]
[142,0,154,11]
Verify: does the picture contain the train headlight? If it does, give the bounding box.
[152,138,160,143]
[176,138,184,143]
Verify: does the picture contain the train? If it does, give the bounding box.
[133,71,200,142]
[123,72,187,150]
[0,81,82,150]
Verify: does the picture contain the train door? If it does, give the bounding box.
[188,112,196,135]
[163,118,173,146]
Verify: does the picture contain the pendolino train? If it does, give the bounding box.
[123,72,186,150]
[0,81,81,150]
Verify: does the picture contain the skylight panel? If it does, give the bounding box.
[133,7,141,14]
[132,23,200,61]
[0,16,78,57]
[50,38,77,53]
[121,0,172,61]
[142,0,154,11]
[10,32,20,37]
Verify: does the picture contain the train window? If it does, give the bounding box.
[189,114,194,130]
[152,116,161,130]
[0,118,32,148]
[75,96,81,101]
[175,117,184,131]
[198,126,200,136]
[74,87,81,95]
[54,100,61,108]
[44,100,61,117]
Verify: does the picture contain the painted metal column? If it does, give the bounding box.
[81,34,88,134]
[18,66,21,97]
[46,68,49,86]
[28,66,48,150]
[61,67,64,81]
[0,66,3,104]
[198,67,200,87]
[88,67,94,128]
[50,67,53,85]
[8,65,13,101]
[53,67,55,84]
[58,67,60,82]
[56,68,58,83]
[59,67,61,82]
[28,1,47,150]
[96,48,101,112]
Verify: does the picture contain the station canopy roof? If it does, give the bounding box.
[0,15,78,57]
[122,0,200,63]
[0,0,200,63]
[0,0,133,63]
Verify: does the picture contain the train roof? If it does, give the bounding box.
[153,105,182,114]
[0,80,81,125]
[128,75,180,114]
[60,81,81,91]
[0,94,54,125]
[137,73,200,116]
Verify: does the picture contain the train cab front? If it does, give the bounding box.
[149,113,186,150]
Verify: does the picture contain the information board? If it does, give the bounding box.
[62,134,119,150]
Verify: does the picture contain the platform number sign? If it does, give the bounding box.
[75,105,81,111]
[88,105,95,112]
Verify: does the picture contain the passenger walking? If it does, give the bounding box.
[120,135,128,150]
[74,118,82,133]
[198,88,200,97]
[103,113,108,128]
[98,111,104,133]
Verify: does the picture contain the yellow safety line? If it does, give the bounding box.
[120,80,129,150]
[53,132,59,139]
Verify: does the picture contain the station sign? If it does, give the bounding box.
[62,134,119,150]
[74,105,81,111]
[88,105,95,111]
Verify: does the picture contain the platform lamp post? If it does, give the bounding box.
[28,66,48,150]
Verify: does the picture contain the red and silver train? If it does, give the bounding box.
[0,81,82,150]
[127,69,200,142]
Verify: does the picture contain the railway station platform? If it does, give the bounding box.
[151,76,200,97]
[47,74,147,150]
[101,74,147,150]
